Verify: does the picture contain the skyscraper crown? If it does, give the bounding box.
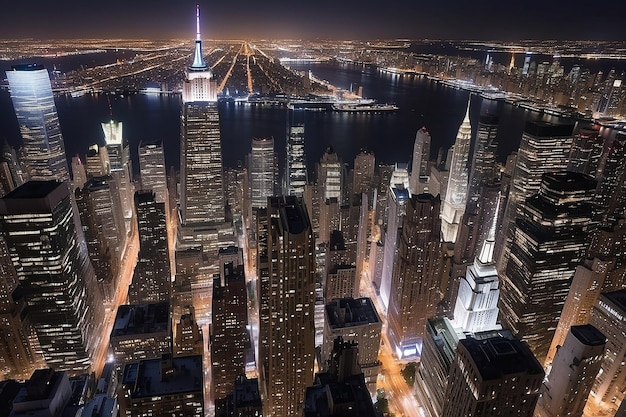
[190,4,209,71]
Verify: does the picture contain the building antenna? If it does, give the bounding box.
[196,4,201,41]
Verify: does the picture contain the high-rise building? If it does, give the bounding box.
[70,155,87,190]
[441,100,472,243]
[410,126,431,195]
[318,147,343,201]
[6,64,69,182]
[250,137,276,209]
[0,142,24,197]
[257,196,315,417]
[595,133,626,225]
[540,324,606,417]
[75,184,117,302]
[379,186,410,310]
[0,181,103,373]
[285,122,306,197]
[102,120,134,220]
[499,172,596,363]
[180,5,222,225]
[138,140,168,204]
[452,211,500,333]
[128,191,171,304]
[467,114,498,203]
[387,193,443,359]
[211,248,249,402]
[353,150,376,195]
[496,121,575,273]
[118,354,204,417]
[441,336,543,417]
[173,306,203,358]
[109,302,171,369]
[324,230,357,300]
[545,257,612,366]
[567,127,603,177]
[589,290,626,409]
[322,298,381,394]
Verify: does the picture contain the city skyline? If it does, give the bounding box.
[0,0,624,41]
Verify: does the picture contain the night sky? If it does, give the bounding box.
[0,0,623,40]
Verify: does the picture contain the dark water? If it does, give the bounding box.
[0,61,596,178]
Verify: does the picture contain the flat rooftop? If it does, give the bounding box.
[111,303,170,338]
[122,355,203,398]
[326,297,380,328]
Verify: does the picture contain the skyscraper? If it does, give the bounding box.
[180,5,223,225]
[102,120,133,220]
[499,172,596,363]
[589,290,626,409]
[0,181,103,374]
[353,150,376,195]
[496,121,575,272]
[211,248,249,402]
[285,122,306,197]
[387,193,443,358]
[139,139,168,205]
[250,137,276,209]
[409,126,431,195]
[6,64,69,182]
[318,147,343,201]
[441,100,472,243]
[257,196,315,417]
[441,336,543,417]
[128,190,171,304]
[540,324,606,417]
[467,114,498,203]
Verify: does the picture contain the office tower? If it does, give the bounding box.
[589,290,626,409]
[499,172,596,364]
[496,121,575,272]
[138,140,168,204]
[250,137,276,209]
[211,249,249,402]
[173,306,203,357]
[595,133,626,225]
[379,186,410,310]
[0,141,24,197]
[353,150,375,195]
[441,101,472,243]
[441,336,543,417]
[318,197,340,244]
[103,120,133,220]
[5,64,69,182]
[568,127,603,177]
[322,298,381,394]
[128,191,171,304]
[109,303,171,369]
[80,176,125,273]
[0,239,42,380]
[285,123,306,197]
[545,257,612,366]
[318,147,342,201]
[0,181,103,373]
[467,115,498,203]
[304,338,379,417]
[428,147,451,201]
[70,155,87,190]
[452,210,500,333]
[540,325,606,417]
[11,369,73,416]
[410,126,431,195]
[224,164,247,223]
[324,230,357,300]
[85,144,108,178]
[171,247,202,328]
[387,193,443,359]
[257,196,315,417]
[118,354,204,417]
[180,5,222,225]
[215,376,263,417]
[75,185,117,302]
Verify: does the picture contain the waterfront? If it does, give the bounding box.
[0,61,612,177]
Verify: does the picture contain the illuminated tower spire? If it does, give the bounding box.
[190,4,208,71]
[477,192,500,264]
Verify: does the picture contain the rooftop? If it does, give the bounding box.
[122,354,203,398]
[571,324,606,347]
[111,303,170,338]
[326,297,380,328]
[459,336,544,381]
[601,289,626,313]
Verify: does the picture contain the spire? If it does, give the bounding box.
[190,4,208,71]
[477,192,501,264]
[462,97,471,127]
